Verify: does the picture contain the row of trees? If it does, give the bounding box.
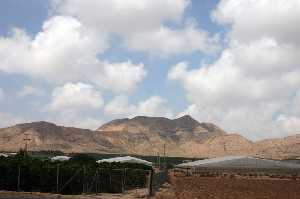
[0,151,152,194]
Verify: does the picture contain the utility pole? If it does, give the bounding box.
[157,152,160,169]
[17,165,21,191]
[163,143,166,168]
[223,137,227,154]
[23,134,31,153]
[56,164,60,193]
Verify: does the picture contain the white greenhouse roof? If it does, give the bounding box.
[97,156,152,166]
[0,153,9,158]
[177,156,245,168]
[176,156,300,169]
[51,155,71,162]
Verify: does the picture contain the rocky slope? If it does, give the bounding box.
[96,115,227,156]
[254,135,300,159]
[0,121,115,153]
[0,115,299,159]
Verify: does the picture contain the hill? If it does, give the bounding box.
[0,115,299,159]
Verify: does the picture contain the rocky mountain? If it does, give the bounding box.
[0,121,115,153]
[0,115,299,159]
[254,135,300,159]
[96,115,227,156]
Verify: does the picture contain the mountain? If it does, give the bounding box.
[96,115,226,156]
[254,135,300,159]
[0,121,115,153]
[0,116,300,159]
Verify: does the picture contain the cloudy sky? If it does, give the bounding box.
[0,0,300,140]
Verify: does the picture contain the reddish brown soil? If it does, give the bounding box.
[155,176,300,199]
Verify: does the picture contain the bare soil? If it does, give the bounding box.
[155,176,300,199]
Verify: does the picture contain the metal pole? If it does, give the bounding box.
[123,168,127,193]
[157,153,161,169]
[95,169,98,194]
[109,164,112,192]
[56,164,60,193]
[83,165,86,194]
[148,170,153,196]
[163,144,166,168]
[17,165,21,191]
[23,133,31,153]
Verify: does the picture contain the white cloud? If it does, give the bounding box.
[52,0,218,55]
[45,82,105,130]
[277,115,300,134]
[125,22,219,56]
[52,0,190,34]
[93,61,146,93]
[105,95,173,118]
[0,112,27,128]
[48,82,104,112]
[17,85,44,97]
[169,0,300,140]
[49,113,103,130]
[212,0,300,45]
[0,16,146,93]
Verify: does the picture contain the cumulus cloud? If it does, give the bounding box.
[52,0,189,33]
[0,16,146,93]
[48,82,104,112]
[212,0,300,45]
[93,61,146,93]
[104,95,173,118]
[125,22,219,56]
[169,0,300,140]
[45,82,104,129]
[52,0,218,55]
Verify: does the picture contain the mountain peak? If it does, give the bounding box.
[177,115,193,120]
[175,115,198,123]
[15,121,58,129]
[173,115,200,129]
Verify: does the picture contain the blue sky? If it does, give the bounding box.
[0,0,300,140]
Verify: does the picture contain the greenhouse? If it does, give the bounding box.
[176,156,300,170]
[97,156,153,166]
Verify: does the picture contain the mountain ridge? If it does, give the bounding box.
[0,115,300,159]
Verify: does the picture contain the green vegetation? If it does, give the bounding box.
[26,151,201,167]
[0,152,151,194]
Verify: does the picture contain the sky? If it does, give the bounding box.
[0,0,300,141]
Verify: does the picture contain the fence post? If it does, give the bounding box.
[109,167,112,192]
[148,169,154,196]
[17,165,21,191]
[122,168,127,193]
[82,165,86,194]
[95,168,98,194]
[56,164,59,193]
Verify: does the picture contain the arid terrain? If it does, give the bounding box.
[155,176,300,199]
[1,115,300,159]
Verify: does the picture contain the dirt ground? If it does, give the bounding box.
[155,176,300,199]
[0,189,149,199]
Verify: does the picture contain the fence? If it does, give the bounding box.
[172,167,300,180]
[151,169,169,195]
[0,156,151,195]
